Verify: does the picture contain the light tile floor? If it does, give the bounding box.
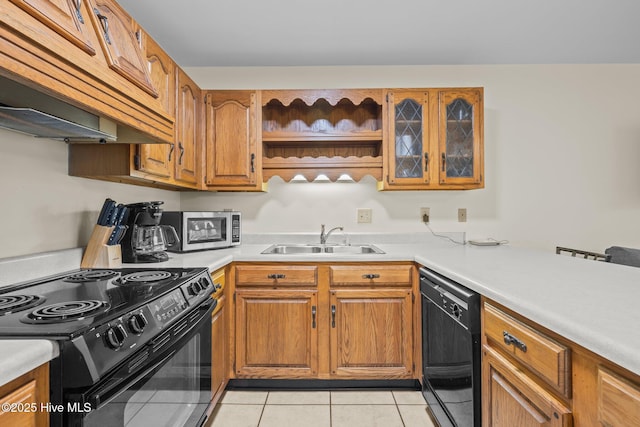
[204,390,436,427]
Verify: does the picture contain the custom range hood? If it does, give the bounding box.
[0,106,116,143]
[0,77,165,144]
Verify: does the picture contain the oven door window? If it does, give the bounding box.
[82,332,211,427]
[187,217,226,244]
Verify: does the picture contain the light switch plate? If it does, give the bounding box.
[357,208,372,223]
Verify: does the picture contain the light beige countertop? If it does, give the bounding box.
[2,233,639,386]
[0,340,59,385]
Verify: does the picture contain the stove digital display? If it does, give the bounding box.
[149,290,187,325]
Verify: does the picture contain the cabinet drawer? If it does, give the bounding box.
[484,303,571,397]
[483,347,572,427]
[236,265,317,286]
[598,367,640,427]
[329,264,412,286]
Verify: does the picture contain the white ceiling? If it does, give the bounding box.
[118,0,640,67]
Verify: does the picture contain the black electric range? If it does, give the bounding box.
[0,268,215,388]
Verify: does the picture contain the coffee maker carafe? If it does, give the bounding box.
[121,201,179,263]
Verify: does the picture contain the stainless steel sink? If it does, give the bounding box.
[322,244,385,254]
[261,244,384,255]
[261,244,323,254]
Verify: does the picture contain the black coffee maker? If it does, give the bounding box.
[120,201,179,263]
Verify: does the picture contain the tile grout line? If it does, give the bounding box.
[256,391,268,427]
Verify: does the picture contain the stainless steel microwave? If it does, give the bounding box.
[160,211,241,252]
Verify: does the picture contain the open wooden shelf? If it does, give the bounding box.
[262,130,383,143]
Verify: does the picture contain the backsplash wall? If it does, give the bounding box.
[182,64,640,252]
[1,64,639,260]
[0,130,180,259]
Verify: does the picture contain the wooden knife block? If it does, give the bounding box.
[81,225,122,269]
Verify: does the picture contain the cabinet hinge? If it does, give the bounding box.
[134,154,140,169]
[412,362,415,372]
[412,293,415,303]
[233,292,236,302]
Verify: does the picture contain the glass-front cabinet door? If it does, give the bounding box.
[385,91,430,186]
[438,88,483,186]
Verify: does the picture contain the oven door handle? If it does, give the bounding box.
[88,350,176,411]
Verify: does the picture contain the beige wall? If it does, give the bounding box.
[0,130,180,259]
[183,64,640,252]
[1,65,638,259]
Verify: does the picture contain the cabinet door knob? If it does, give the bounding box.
[311,306,316,329]
[94,9,111,45]
[74,0,84,23]
[331,305,336,328]
[178,142,185,165]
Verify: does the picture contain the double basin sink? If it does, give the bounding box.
[261,243,385,255]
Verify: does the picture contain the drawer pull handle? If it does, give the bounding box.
[267,274,286,279]
[503,331,527,353]
[362,274,380,279]
[311,306,316,329]
[331,305,336,328]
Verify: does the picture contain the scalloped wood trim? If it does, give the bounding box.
[264,168,382,183]
[262,155,382,182]
[261,89,384,106]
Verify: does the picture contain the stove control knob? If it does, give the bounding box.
[187,282,201,296]
[105,324,128,349]
[452,304,461,320]
[199,277,211,291]
[127,313,148,335]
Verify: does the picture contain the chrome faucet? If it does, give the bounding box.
[320,224,343,244]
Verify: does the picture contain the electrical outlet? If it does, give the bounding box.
[458,208,467,222]
[420,207,430,223]
[357,208,372,224]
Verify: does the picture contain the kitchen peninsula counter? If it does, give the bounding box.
[150,235,640,378]
[2,234,639,386]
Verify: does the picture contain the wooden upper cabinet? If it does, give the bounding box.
[384,90,431,187]
[9,0,96,55]
[438,88,483,187]
[175,68,201,185]
[136,31,175,178]
[380,87,484,190]
[86,0,157,97]
[205,90,262,190]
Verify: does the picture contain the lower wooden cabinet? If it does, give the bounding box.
[483,298,640,426]
[597,367,640,427]
[483,347,572,427]
[211,294,227,402]
[330,288,413,378]
[235,289,318,378]
[0,363,49,427]
[232,262,417,381]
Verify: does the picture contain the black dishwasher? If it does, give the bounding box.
[420,267,481,427]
